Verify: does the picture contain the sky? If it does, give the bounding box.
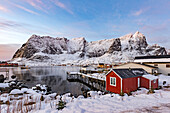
[0,0,170,60]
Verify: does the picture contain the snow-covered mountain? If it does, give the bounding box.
[167,49,170,55]
[12,31,167,65]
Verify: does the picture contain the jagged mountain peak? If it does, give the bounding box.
[133,31,145,38]
[119,33,133,40]
[71,37,85,41]
[12,32,167,64]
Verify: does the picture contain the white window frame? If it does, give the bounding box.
[110,77,116,86]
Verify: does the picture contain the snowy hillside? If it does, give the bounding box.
[12,31,167,66]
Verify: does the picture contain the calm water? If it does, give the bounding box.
[0,66,91,96]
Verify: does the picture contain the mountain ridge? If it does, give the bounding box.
[12,31,168,65]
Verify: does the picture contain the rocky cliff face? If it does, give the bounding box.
[12,31,168,64]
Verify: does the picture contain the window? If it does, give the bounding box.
[153,79,156,83]
[166,64,170,68]
[110,77,116,86]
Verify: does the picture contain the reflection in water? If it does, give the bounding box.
[1,66,90,96]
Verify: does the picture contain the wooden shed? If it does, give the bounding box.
[141,74,158,89]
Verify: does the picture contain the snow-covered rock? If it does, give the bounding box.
[10,89,23,95]
[12,31,168,65]
[0,83,9,88]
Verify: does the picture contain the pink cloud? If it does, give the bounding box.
[51,0,73,14]
[24,0,48,13]
[0,5,9,12]
[133,9,144,16]
[132,7,150,16]
[13,3,39,15]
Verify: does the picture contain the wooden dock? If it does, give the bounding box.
[67,72,106,91]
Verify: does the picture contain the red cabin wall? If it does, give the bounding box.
[140,77,149,89]
[106,71,121,94]
[122,77,139,93]
[141,77,158,89]
[151,79,158,89]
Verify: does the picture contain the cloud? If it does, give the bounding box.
[0,17,64,39]
[6,0,73,15]
[7,1,39,15]
[14,3,39,15]
[24,0,48,13]
[132,9,144,16]
[51,0,73,14]
[132,7,150,16]
[0,5,9,12]
[0,18,26,31]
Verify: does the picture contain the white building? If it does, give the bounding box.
[134,55,170,76]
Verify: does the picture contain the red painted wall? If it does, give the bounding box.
[151,79,158,89]
[106,71,121,94]
[122,77,139,93]
[140,77,150,89]
[141,77,158,89]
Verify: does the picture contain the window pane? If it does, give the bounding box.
[113,78,116,85]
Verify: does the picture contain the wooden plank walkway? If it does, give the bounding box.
[67,72,106,91]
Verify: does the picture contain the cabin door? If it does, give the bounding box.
[138,78,140,87]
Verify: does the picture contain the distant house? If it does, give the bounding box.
[97,63,104,68]
[114,62,158,74]
[106,69,158,94]
[134,55,170,75]
[98,63,112,68]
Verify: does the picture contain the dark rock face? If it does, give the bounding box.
[42,46,63,54]
[0,74,5,83]
[108,38,121,53]
[87,49,107,58]
[146,44,167,55]
[29,55,50,61]
[13,43,39,59]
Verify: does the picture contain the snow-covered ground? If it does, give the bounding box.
[0,75,170,113]
[11,52,127,66]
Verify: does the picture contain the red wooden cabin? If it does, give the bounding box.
[106,69,143,94]
[106,69,159,94]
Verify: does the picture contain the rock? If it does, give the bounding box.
[108,38,121,53]
[16,82,23,86]
[10,89,23,95]
[13,43,39,59]
[11,75,16,79]
[19,84,28,89]
[26,79,31,81]
[0,74,5,83]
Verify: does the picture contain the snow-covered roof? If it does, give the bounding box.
[134,58,170,63]
[134,55,170,63]
[142,74,158,80]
